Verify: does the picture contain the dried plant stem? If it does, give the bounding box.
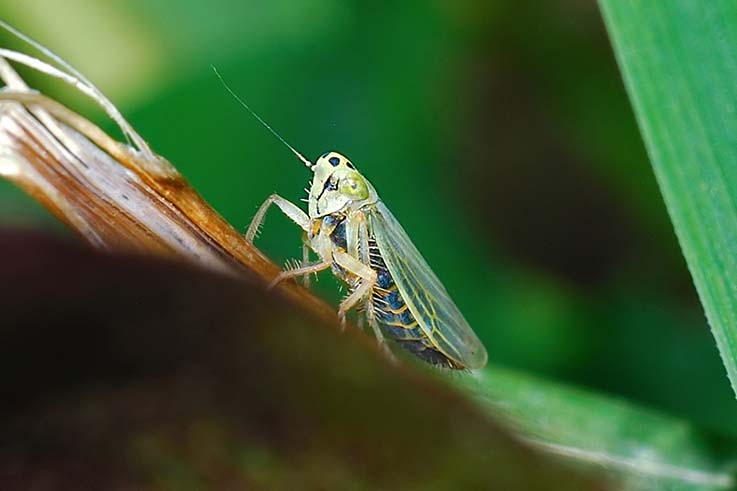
[0,55,338,326]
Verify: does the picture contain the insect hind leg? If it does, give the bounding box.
[301,242,312,287]
[334,250,395,365]
[268,260,331,289]
[355,216,393,361]
[367,313,397,364]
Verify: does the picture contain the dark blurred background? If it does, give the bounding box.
[1,0,734,434]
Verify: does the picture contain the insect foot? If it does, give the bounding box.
[267,273,285,290]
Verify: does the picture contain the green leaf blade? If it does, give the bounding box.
[599,0,737,397]
[455,367,734,491]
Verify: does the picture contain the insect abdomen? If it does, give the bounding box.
[369,240,460,368]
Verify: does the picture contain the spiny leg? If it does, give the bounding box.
[334,214,374,330]
[301,242,312,288]
[244,193,312,287]
[357,217,394,362]
[342,211,376,326]
[366,313,395,363]
[333,250,376,331]
[245,193,309,243]
[357,214,375,325]
[268,261,331,290]
[338,279,373,332]
[342,210,381,334]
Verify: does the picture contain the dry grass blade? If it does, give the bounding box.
[0,54,337,324]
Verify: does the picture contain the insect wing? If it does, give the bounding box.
[368,201,488,369]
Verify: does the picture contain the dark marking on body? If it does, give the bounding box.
[397,340,461,368]
[316,178,338,203]
[376,269,392,289]
[329,218,347,250]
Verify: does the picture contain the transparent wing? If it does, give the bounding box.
[368,201,488,369]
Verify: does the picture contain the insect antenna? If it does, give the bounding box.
[211,66,314,170]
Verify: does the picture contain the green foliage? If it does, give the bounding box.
[599,1,737,397]
[455,367,733,490]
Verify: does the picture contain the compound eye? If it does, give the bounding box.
[339,177,368,199]
[329,156,340,167]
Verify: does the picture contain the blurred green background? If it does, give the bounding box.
[1,0,734,435]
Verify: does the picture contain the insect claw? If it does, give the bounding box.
[267,273,283,290]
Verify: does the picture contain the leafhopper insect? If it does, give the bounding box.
[215,70,487,369]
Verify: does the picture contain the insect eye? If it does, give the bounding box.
[339,177,368,199]
[329,156,340,167]
[346,161,355,169]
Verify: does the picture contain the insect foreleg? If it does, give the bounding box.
[245,193,309,242]
[268,260,331,289]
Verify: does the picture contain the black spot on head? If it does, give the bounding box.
[346,161,355,169]
[320,151,330,158]
[329,157,340,167]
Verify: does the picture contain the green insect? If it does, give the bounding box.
[215,70,487,370]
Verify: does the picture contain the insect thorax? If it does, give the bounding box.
[310,212,461,369]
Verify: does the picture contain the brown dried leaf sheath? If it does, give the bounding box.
[0,56,336,324]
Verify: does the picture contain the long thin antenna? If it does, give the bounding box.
[211,66,313,170]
